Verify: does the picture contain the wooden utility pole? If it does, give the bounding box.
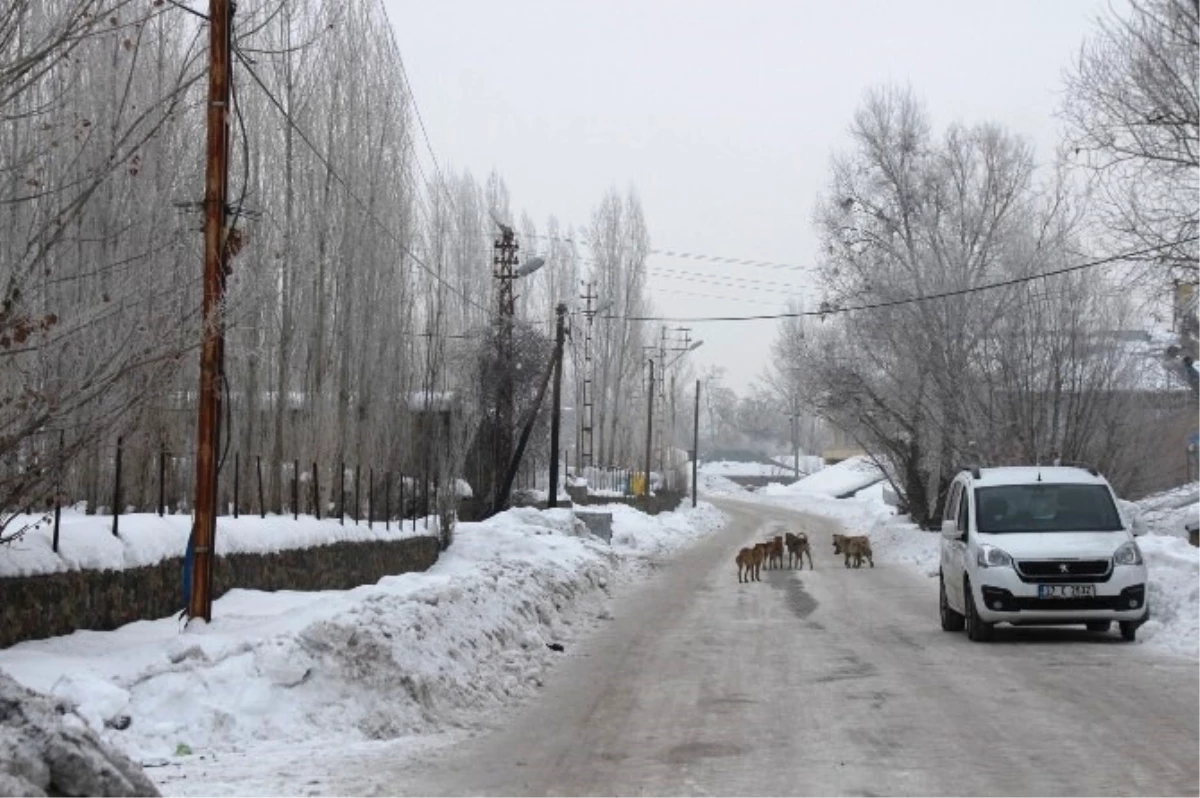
[692,379,700,508]
[643,358,654,497]
[188,0,233,622]
[548,303,567,508]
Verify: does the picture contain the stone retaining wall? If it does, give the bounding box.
[0,536,440,649]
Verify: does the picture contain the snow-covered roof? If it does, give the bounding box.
[968,466,1109,487]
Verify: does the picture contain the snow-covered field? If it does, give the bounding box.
[755,463,1199,659]
[1,507,432,578]
[0,501,726,795]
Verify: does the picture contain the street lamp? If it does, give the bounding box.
[517,256,545,278]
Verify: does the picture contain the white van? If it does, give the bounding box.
[938,466,1149,642]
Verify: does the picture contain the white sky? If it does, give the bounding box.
[383,0,1112,392]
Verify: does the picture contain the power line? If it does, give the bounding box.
[231,46,490,317]
[604,239,1199,323]
[646,266,813,294]
[377,0,459,218]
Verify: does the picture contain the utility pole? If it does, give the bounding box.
[580,281,597,470]
[692,379,700,508]
[644,357,654,497]
[493,222,519,509]
[548,303,567,508]
[188,0,233,623]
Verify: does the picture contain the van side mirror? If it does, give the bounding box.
[940,519,962,540]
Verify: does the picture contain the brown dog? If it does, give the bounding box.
[787,532,813,570]
[738,545,764,582]
[768,536,785,570]
[754,541,772,570]
[833,533,874,568]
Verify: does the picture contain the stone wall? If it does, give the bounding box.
[0,536,440,649]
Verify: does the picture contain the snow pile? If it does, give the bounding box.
[603,501,726,560]
[769,455,883,498]
[768,454,824,474]
[1131,483,1199,656]
[1136,534,1199,656]
[698,472,748,496]
[697,460,795,477]
[0,510,430,578]
[0,501,726,770]
[0,670,158,796]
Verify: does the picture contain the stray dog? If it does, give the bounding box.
[736,547,759,583]
[739,545,764,582]
[832,533,874,568]
[786,532,813,570]
[754,541,772,570]
[767,536,785,570]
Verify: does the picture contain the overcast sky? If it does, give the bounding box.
[383,0,1113,392]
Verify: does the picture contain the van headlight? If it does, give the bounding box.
[976,544,1013,569]
[1113,541,1143,566]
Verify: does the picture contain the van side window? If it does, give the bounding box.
[944,483,961,524]
[957,489,970,533]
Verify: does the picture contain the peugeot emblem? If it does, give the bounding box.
[1059,563,1069,574]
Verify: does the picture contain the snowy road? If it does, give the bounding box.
[380,497,1199,797]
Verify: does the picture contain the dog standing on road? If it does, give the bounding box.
[737,545,764,582]
[832,533,874,569]
[786,531,813,570]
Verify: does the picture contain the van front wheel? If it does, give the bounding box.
[940,573,964,632]
[964,579,994,642]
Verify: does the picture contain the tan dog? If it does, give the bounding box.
[832,533,874,568]
[736,547,759,582]
[787,532,813,570]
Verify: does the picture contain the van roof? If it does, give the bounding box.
[964,466,1109,487]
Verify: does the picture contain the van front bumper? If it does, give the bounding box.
[973,567,1149,624]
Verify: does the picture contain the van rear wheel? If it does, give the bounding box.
[1119,620,1138,641]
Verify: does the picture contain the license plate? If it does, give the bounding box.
[1038,584,1096,599]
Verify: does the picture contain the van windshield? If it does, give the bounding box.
[974,484,1123,533]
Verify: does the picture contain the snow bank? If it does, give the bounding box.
[1130,483,1199,657]
[0,510,430,578]
[698,472,749,496]
[697,460,796,477]
[0,501,727,773]
[0,670,158,796]
[777,455,883,498]
[1136,534,1199,657]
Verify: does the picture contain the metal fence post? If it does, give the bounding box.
[111,436,122,537]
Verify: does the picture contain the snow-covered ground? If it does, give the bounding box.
[754,468,1199,659]
[0,501,726,795]
[759,454,883,498]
